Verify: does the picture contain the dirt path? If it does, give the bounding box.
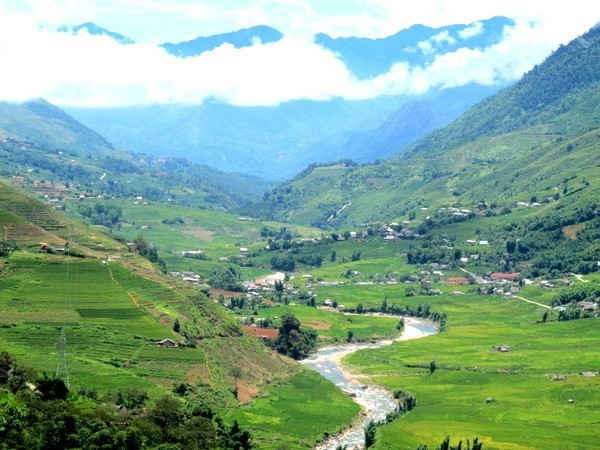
[512,295,552,310]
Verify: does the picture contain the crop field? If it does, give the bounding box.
[0,183,123,251]
[0,251,210,395]
[222,369,361,449]
[252,304,401,342]
[342,294,599,449]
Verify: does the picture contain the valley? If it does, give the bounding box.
[0,13,599,450]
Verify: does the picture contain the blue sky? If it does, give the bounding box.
[0,0,598,107]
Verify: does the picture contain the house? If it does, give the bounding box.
[495,344,510,352]
[239,247,249,254]
[578,301,597,311]
[156,338,177,347]
[242,325,279,340]
[551,374,567,381]
[447,277,469,285]
[491,273,519,281]
[580,371,596,377]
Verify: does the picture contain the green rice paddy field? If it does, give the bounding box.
[340,292,599,449]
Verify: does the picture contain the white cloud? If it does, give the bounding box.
[431,30,456,45]
[459,22,484,39]
[0,2,598,107]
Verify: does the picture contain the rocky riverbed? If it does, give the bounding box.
[300,316,437,450]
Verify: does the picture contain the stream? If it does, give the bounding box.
[300,316,437,450]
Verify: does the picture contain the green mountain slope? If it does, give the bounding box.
[0,179,296,406]
[248,27,600,276]
[0,99,274,211]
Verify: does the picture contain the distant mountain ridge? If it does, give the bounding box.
[315,16,513,79]
[59,22,134,44]
[161,25,283,57]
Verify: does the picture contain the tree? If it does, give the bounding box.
[541,310,549,323]
[380,296,388,313]
[397,318,405,333]
[356,303,364,314]
[230,366,243,400]
[429,360,437,375]
[208,266,245,292]
[148,395,184,442]
[270,314,317,359]
[346,330,354,343]
[364,421,377,448]
[270,254,296,272]
[180,416,216,450]
[330,250,336,262]
[36,373,69,401]
[173,318,181,333]
[116,386,149,409]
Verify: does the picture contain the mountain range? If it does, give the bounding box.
[249,24,600,227]
[64,17,514,180]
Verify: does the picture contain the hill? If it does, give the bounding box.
[0,99,274,210]
[248,26,600,277]
[0,178,298,404]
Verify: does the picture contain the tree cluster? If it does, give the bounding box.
[268,314,317,360]
[0,352,252,450]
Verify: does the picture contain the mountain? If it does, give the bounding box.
[161,25,283,57]
[248,25,600,275]
[0,99,119,158]
[60,22,134,44]
[0,99,274,210]
[65,18,514,180]
[315,16,513,79]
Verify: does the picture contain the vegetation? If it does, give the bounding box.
[269,314,318,360]
[0,352,254,450]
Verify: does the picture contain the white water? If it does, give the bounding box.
[300,316,437,450]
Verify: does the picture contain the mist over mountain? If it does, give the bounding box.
[59,22,134,44]
[315,16,513,79]
[65,18,514,180]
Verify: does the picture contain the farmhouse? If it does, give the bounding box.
[156,338,177,347]
[447,277,469,285]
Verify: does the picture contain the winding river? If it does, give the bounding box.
[300,316,437,450]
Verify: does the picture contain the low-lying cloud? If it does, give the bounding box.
[0,11,584,107]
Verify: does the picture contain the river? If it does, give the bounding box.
[300,316,437,450]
